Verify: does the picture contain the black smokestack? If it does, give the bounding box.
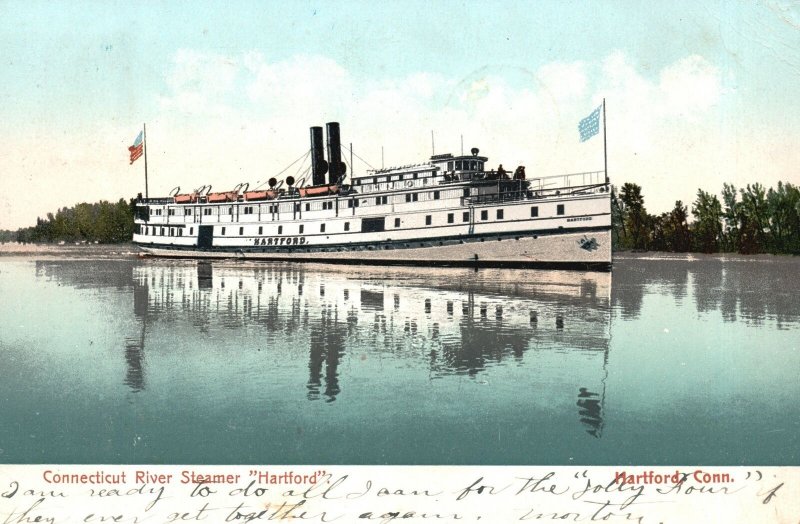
[326,122,342,185]
[310,126,328,186]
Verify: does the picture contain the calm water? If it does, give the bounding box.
[0,253,797,465]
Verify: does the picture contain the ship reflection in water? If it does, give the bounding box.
[131,261,611,429]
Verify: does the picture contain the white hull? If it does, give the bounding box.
[138,229,611,269]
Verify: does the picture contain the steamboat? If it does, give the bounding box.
[132,122,611,270]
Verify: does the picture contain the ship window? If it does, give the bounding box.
[239,227,244,235]
[480,210,488,221]
[557,204,565,215]
[221,227,226,235]
[447,161,453,171]
[294,204,300,212]
[190,227,193,235]
[531,206,539,217]
[178,229,183,237]
[278,226,283,235]
[478,161,484,171]
[160,228,165,235]
[497,209,504,220]
[447,213,454,224]
[433,191,440,200]
[203,208,212,216]
[394,218,400,228]
[425,215,432,225]
[299,225,304,234]
[258,226,263,235]
[413,173,418,179]
[185,208,191,215]
[168,208,175,216]
[463,188,470,197]
[305,203,310,211]
[376,197,381,205]
[412,193,419,202]
[170,228,174,236]
[344,222,350,231]
[405,194,412,203]
[471,161,477,170]
[455,161,462,170]
[463,212,469,222]
[320,224,326,233]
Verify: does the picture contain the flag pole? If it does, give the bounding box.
[602,99,608,183]
[143,123,149,199]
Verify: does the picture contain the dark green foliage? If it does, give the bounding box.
[692,190,723,253]
[11,198,135,244]
[613,181,800,255]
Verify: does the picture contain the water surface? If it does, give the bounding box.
[0,253,797,464]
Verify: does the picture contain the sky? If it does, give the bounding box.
[1,0,799,229]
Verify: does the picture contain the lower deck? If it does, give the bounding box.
[138,228,612,271]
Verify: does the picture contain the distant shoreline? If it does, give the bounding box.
[0,242,141,258]
[0,241,795,264]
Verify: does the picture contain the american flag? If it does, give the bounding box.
[578,105,602,142]
[128,131,143,164]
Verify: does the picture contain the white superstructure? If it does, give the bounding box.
[133,122,612,270]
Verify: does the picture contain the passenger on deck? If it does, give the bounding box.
[497,164,507,179]
[513,166,526,180]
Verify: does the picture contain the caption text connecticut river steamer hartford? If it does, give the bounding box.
[133,122,611,270]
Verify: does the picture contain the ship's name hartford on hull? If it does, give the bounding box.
[253,236,308,246]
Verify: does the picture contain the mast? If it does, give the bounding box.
[143,123,149,199]
[602,99,608,183]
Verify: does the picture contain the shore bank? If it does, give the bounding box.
[0,242,140,258]
[1,241,794,264]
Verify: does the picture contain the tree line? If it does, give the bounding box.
[2,182,799,255]
[612,181,800,254]
[1,199,136,244]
